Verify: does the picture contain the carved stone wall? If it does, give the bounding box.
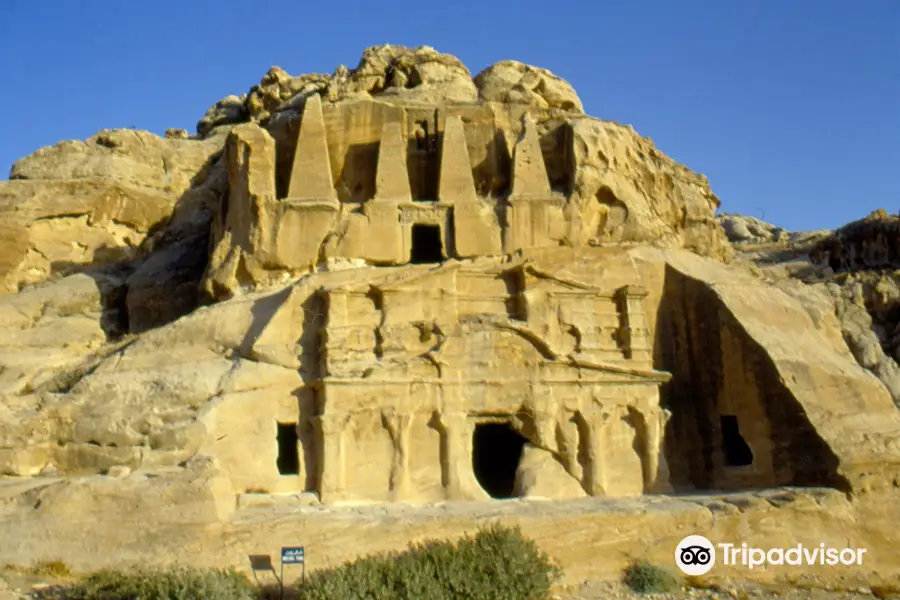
[206,95,582,296]
[196,90,900,505]
[289,255,674,504]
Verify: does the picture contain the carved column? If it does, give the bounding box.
[577,406,614,496]
[530,395,559,449]
[639,405,674,493]
[311,412,351,504]
[382,408,414,500]
[557,414,582,480]
[435,411,488,500]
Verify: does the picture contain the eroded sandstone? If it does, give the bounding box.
[0,44,898,588]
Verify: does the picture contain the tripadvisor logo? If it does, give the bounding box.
[674,535,868,574]
[675,535,715,575]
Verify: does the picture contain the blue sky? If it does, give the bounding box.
[0,0,896,231]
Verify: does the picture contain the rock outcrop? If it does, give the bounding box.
[719,209,900,408]
[1,128,227,299]
[197,77,729,296]
[197,46,478,136]
[473,60,584,112]
[1,44,898,587]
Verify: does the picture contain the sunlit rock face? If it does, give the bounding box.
[1,43,899,587]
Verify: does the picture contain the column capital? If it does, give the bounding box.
[578,404,618,427]
[616,285,649,299]
[381,408,413,433]
[434,410,467,432]
[311,412,351,436]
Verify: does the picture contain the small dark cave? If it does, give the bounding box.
[472,422,528,499]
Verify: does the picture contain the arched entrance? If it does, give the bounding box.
[472,421,528,498]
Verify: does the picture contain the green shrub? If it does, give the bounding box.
[294,523,561,600]
[622,559,679,594]
[65,566,257,600]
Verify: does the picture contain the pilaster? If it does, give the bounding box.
[616,285,653,363]
[311,411,351,504]
[638,405,674,493]
[435,410,489,500]
[382,407,414,500]
[576,405,615,496]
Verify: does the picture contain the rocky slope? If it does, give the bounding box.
[719,211,900,406]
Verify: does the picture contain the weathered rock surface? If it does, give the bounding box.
[638,247,900,491]
[718,213,790,244]
[568,118,727,257]
[201,97,730,296]
[514,444,588,500]
[474,60,584,112]
[197,45,478,135]
[810,209,900,272]
[1,44,899,589]
[1,129,227,295]
[196,45,591,139]
[721,210,900,407]
[0,483,897,588]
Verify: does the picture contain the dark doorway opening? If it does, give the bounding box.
[276,422,300,475]
[720,415,753,467]
[410,224,444,264]
[472,422,528,498]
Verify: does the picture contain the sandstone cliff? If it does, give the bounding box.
[720,210,900,407]
[0,45,898,587]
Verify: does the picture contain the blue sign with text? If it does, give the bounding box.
[281,547,305,564]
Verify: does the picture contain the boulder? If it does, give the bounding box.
[514,444,587,500]
[474,60,583,112]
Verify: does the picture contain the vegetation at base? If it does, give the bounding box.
[32,525,558,599]
[63,566,257,600]
[291,523,561,600]
[4,560,72,578]
[622,559,679,594]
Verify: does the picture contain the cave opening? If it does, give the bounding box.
[720,415,754,467]
[410,224,444,264]
[472,422,528,498]
[276,422,300,475]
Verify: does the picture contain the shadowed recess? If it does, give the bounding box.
[472,422,528,499]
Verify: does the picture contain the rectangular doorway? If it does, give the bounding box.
[410,224,444,264]
[276,422,300,475]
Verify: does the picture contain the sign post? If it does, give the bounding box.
[280,546,305,600]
